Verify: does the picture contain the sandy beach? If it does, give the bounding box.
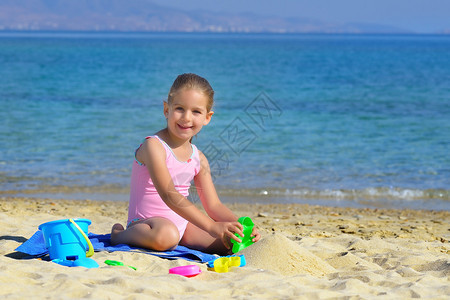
[0,196,449,299]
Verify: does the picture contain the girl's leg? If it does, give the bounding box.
[110,217,180,251]
[179,222,232,256]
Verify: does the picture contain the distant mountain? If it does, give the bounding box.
[0,0,412,33]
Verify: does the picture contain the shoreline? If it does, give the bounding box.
[2,187,449,211]
[1,196,449,298]
[1,196,449,240]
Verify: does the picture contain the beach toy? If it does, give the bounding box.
[207,255,246,273]
[169,265,202,278]
[38,218,99,268]
[206,254,246,268]
[104,260,137,271]
[230,216,255,253]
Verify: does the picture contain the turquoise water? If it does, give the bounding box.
[1,32,449,210]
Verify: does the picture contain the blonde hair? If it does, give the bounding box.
[167,73,214,112]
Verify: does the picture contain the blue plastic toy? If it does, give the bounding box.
[38,218,99,268]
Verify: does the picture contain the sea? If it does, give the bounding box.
[1,32,449,210]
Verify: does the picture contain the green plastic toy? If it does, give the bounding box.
[104,260,137,271]
[230,216,255,253]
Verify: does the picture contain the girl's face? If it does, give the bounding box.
[164,88,213,142]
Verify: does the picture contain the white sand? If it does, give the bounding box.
[241,233,336,276]
[0,197,449,299]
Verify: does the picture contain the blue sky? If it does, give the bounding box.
[150,0,450,33]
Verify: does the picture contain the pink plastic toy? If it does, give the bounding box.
[169,265,201,278]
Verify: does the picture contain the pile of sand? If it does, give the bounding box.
[241,233,336,276]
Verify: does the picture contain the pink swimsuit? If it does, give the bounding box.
[127,135,201,238]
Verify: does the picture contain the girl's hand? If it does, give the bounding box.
[251,226,261,243]
[211,221,244,248]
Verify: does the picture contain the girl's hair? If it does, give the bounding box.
[167,73,214,112]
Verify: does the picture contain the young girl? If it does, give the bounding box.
[111,73,260,255]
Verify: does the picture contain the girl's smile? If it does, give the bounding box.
[177,124,193,130]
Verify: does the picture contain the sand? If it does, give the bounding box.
[0,197,449,299]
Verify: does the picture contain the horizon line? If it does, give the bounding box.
[1,30,450,36]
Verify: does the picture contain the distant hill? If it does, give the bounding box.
[0,0,412,33]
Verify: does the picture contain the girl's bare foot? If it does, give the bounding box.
[110,223,125,245]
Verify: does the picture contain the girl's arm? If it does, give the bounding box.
[194,150,261,242]
[137,138,243,242]
[194,150,237,221]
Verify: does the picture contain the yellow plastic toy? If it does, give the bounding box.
[207,255,246,273]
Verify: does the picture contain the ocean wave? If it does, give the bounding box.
[2,179,448,203]
[216,187,449,201]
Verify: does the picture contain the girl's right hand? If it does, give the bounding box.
[211,221,244,248]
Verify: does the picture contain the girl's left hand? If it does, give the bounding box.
[251,226,261,243]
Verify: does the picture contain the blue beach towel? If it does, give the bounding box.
[15,230,216,263]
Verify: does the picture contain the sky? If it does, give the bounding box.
[150,0,450,33]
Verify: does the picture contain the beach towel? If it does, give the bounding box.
[15,230,217,263]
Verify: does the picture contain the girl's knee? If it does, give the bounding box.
[130,217,180,251]
[152,225,179,251]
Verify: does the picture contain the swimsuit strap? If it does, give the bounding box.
[134,135,195,165]
[134,135,156,166]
